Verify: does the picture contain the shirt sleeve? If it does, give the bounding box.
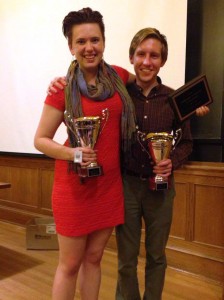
[170,119,193,170]
[44,88,65,112]
[112,65,129,85]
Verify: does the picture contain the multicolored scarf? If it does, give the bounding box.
[64,60,136,162]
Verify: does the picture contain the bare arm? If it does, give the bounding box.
[34,104,96,165]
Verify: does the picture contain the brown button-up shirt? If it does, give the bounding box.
[124,77,193,176]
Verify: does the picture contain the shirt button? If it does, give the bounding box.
[144,115,147,119]
[146,100,149,104]
[141,165,145,168]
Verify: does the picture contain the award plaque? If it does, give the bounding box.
[169,74,213,122]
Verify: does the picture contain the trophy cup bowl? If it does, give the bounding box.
[146,132,173,190]
[64,108,109,178]
[74,116,102,177]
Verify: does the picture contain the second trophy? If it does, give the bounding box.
[137,130,182,190]
[65,108,109,178]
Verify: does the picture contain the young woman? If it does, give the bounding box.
[34,7,136,300]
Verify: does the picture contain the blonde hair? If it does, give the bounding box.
[129,28,168,63]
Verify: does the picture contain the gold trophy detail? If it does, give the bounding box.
[137,129,182,190]
[65,108,109,178]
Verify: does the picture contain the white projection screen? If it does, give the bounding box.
[0,0,187,155]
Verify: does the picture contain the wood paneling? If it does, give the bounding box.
[194,185,224,247]
[0,155,54,224]
[0,155,223,292]
[170,182,187,239]
[40,169,55,211]
[167,162,224,283]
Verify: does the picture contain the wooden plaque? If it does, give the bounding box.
[169,74,213,122]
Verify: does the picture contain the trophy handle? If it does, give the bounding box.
[172,128,182,150]
[64,111,80,143]
[136,129,151,158]
[64,110,74,133]
[99,108,109,135]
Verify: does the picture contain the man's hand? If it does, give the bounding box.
[195,105,210,116]
[47,76,67,95]
[153,159,172,179]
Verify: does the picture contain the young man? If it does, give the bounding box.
[115,28,192,300]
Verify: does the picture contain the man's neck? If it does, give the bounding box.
[136,79,159,97]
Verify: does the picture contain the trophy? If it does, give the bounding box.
[64,108,109,178]
[137,129,182,190]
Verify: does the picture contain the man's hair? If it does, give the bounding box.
[129,28,168,63]
[62,7,105,46]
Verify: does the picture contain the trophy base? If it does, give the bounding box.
[149,177,169,191]
[78,165,103,178]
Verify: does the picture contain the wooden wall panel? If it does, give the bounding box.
[194,185,224,247]
[0,166,11,201]
[0,155,54,224]
[10,166,39,207]
[166,162,224,283]
[170,182,187,239]
[40,169,54,211]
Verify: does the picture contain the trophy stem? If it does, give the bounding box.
[149,175,170,191]
[77,163,103,178]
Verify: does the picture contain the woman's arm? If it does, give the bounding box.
[34,104,96,165]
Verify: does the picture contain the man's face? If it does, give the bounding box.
[130,38,165,88]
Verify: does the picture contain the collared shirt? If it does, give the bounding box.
[124,77,193,176]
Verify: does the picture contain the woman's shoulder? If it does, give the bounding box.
[44,87,65,111]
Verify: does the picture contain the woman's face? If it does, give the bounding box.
[69,23,105,75]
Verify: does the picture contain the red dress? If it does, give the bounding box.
[45,66,129,236]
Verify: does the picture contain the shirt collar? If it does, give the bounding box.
[133,76,162,94]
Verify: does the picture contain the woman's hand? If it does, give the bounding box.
[195,105,210,116]
[47,76,67,95]
[153,159,172,179]
[74,147,97,167]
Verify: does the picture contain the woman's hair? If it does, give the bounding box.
[62,7,105,46]
[129,28,168,63]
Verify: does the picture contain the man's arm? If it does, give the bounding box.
[47,77,67,95]
[47,77,210,117]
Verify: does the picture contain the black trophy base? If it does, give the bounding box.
[78,165,103,178]
[149,177,168,191]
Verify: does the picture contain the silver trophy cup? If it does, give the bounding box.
[65,109,109,177]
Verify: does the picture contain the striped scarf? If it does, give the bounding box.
[64,60,136,154]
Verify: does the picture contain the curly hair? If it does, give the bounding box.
[62,7,105,46]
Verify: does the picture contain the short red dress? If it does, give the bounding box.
[45,66,129,236]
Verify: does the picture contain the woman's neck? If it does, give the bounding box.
[81,68,98,86]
